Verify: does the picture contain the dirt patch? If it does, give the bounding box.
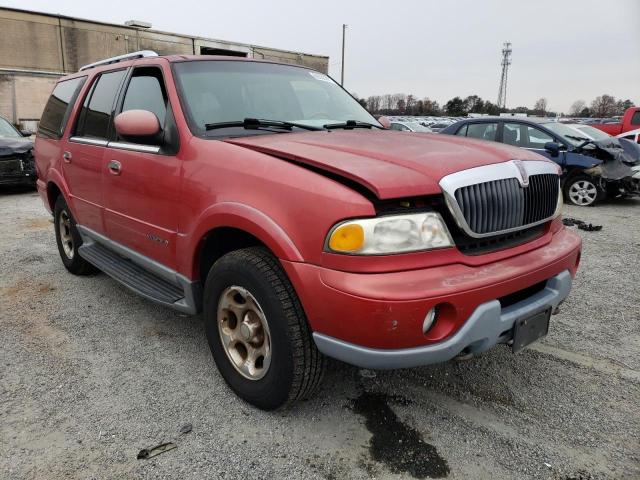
[22,217,52,230]
[351,392,450,479]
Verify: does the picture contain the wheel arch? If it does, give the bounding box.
[186,202,304,282]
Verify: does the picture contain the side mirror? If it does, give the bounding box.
[20,130,33,137]
[544,141,562,157]
[377,116,391,129]
[114,110,161,140]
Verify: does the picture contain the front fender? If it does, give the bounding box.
[178,202,304,279]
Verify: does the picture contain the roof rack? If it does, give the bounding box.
[79,50,158,71]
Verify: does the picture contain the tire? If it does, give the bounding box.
[563,173,605,206]
[54,196,98,275]
[203,247,325,410]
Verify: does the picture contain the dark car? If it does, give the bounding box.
[0,115,36,187]
[440,117,640,206]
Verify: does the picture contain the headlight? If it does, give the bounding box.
[326,212,454,255]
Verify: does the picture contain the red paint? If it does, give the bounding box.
[35,55,582,351]
[591,107,640,135]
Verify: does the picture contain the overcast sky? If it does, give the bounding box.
[4,0,639,112]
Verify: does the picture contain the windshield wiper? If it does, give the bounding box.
[323,120,383,130]
[565,134,589,142]
[205,118,322,132]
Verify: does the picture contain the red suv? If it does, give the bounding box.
[34,51,582,410]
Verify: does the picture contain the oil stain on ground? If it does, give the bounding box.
[351,392,450,478]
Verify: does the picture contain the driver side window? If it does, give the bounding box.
[526,126,554,149]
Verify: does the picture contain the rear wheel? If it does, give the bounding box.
[203,247,325,410]
[563,173,605,206]
[54,196,97,275]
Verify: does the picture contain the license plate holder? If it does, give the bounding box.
[512,308,551,353]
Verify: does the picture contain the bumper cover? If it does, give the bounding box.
[313,270,572,369]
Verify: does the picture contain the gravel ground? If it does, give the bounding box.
[1,188,639,480]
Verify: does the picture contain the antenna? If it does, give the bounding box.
[497,42,512,109]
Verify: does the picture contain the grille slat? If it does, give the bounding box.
[453,174,558,236]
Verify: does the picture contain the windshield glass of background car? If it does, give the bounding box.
[0,117,20,138]
[543,122,586,146]
[173,61,379,134]
[576,125,613,142]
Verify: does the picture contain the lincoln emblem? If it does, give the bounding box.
[513,160,529,187]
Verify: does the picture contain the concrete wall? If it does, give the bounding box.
[0,7,329,126]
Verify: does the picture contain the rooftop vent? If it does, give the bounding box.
[125,20,152,28]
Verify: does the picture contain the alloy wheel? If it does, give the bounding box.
[58,211,74,259]
[217,286,272,380]
[568,180,598,206]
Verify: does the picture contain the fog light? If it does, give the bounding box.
[423,307,438,334]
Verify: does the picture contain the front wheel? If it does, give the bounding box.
[563,173,605,206]
[203,247,325,410]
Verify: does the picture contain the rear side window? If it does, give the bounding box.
[466,123,497,141]
[38,77,86,139]
[631,111,640,126]
[75,70,127,140]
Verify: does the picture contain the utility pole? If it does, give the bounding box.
[341,24,347,86]
[497,41,512,109]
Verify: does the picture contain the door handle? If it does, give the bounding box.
[62,151,72,163]
[108,160,122,175]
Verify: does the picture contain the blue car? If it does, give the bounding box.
[440,117,640,206]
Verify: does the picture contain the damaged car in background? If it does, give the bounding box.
[0,115,36,187]
[441,117,640,206]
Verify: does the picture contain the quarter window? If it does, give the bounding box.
[75,70,127,139]
[38,76,86,139]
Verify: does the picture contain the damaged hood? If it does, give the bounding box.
[0,137,33,157]
[582,137,640,180]
[225,130,548,199]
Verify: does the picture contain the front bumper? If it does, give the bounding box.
[313,270,571,369]
[282,226,581,368]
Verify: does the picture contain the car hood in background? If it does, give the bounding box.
[0,137,33,157]
[225,130,548,199]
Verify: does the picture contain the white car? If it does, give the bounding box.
[617,128,640,143]
[389,121,432,133]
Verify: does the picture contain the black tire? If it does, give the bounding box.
[54,196,98,275]
[203,247,325,410]
[563,173,605,206]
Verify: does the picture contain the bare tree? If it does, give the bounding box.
[591,95,617,117]
[533,98,548,116]
[569,100,586,117]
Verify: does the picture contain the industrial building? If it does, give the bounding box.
[0,7,329,131]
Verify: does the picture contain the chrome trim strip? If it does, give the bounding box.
[439,160,560,239]
[76,225,200,314]
[79,50,158,71]
[69,136,108,147]
[107,141,161,154]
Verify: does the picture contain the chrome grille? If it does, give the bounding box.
[453,173,559,235]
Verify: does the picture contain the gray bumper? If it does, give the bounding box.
[312,270,573,370]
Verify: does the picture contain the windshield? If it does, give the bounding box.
[0,117,21,139]
[173,61,379,135]
[543,122,590,146]
[575,125,612,142]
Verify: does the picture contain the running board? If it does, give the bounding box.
[76,226,200,314]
